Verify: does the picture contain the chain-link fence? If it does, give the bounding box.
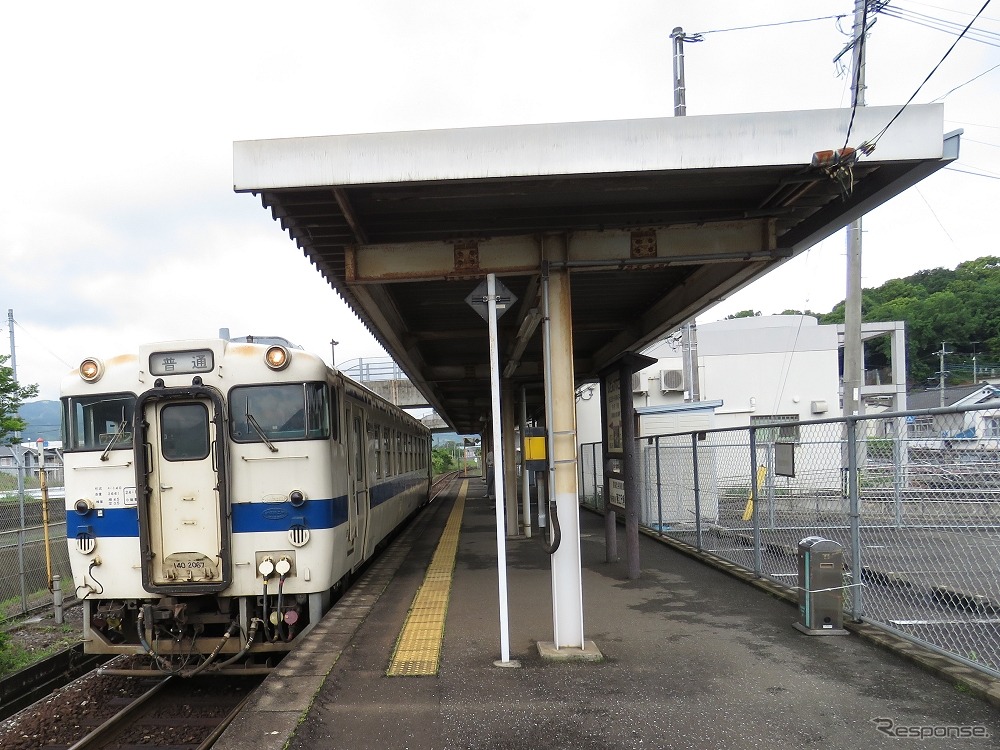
[0,460,72,623]
[580,402,1000,679]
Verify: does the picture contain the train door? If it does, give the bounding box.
[138,393,230,592]
[347,403,370,567]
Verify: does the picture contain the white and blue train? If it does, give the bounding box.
[61,335,431,674]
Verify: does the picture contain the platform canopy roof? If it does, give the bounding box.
[234,104,957,434]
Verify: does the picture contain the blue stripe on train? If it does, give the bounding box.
[71,475,427,539]
[230,496,348,533]
[72,508,139,538]
[369,474,427,508]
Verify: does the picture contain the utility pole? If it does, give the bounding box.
[936,342,951,407]
[7,309,16,382]
[842,0,868,419]
[670,27,700,115]
[670,27,703,402]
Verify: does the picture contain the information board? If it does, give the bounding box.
[605,374,622,455]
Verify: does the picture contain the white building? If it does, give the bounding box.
[577,315,842,443]
[576,315,910,527]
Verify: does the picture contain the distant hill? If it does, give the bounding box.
[744,256,1000,388]
[819,256,1000,387]
[18,400,61,442]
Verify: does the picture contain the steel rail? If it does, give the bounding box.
[65,676,173,750]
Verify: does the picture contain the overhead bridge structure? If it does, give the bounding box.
[234,104,958,653]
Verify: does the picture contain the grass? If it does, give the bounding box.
[0,628,72,677]
[0,474,40,491]
[0,630,36,675]
[0,596,23,620]
[0,616,80,677]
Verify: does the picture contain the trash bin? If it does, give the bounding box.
[793,536,848,636]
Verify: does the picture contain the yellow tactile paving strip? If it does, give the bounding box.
[387,480,467,676]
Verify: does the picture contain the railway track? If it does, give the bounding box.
[63,674,262,750]
[0,476,463,749]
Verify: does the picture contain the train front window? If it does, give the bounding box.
[230,382,330,443]
[160,403,210,461]
[62,394,136,452]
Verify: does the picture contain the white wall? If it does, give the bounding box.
[577,315,843,447]
[636,315,840,429]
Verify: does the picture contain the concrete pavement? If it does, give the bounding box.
[219,476,1000,749]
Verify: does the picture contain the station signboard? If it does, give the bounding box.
[605,374,622,456]
[609,478,625,510]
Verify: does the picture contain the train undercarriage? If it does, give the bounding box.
[83,584,343,676]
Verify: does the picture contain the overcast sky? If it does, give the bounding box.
[2,1,998,400]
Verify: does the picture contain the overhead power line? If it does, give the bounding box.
[903,0,1000,25]
[880,3,1000,46]
[932,62,1000,100]
[945,166,1000,180]
[693,14,846,36]
[11,318,74,369]
[866,0,994,148]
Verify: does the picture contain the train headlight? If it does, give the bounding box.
[79,358,104,382]
[264,345,290,371]
[288,490,306,507]
[74,498,94,516]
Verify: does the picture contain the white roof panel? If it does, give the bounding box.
[234,105,945,190]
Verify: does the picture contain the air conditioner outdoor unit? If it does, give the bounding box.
[632,373,647,394]
[660,369,685,392]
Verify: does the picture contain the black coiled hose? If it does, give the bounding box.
[540,497,561,555]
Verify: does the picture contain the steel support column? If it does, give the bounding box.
[520,387,532,538]
[543,236,586,650]
[620,360,641,579]
[502,379,519,537]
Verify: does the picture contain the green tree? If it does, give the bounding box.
[779,309,819,317]
[726,310,761,319]
[432,446,457,475]
[819,256,1000,387]
[0,355,38,444]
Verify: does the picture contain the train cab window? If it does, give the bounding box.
[62,393,136,452]
[160,403,210,461]
[230,383,330,443]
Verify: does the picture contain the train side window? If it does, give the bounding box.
[383,427,392,476]
[160,403,210,461]
[353,416,363,481]
[330,387,341,442]
[305,383,330,439]
[372,424,382,479]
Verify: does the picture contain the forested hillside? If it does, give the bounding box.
[820,256,1000,387]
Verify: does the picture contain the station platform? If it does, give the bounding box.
[217,476,1000,749]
